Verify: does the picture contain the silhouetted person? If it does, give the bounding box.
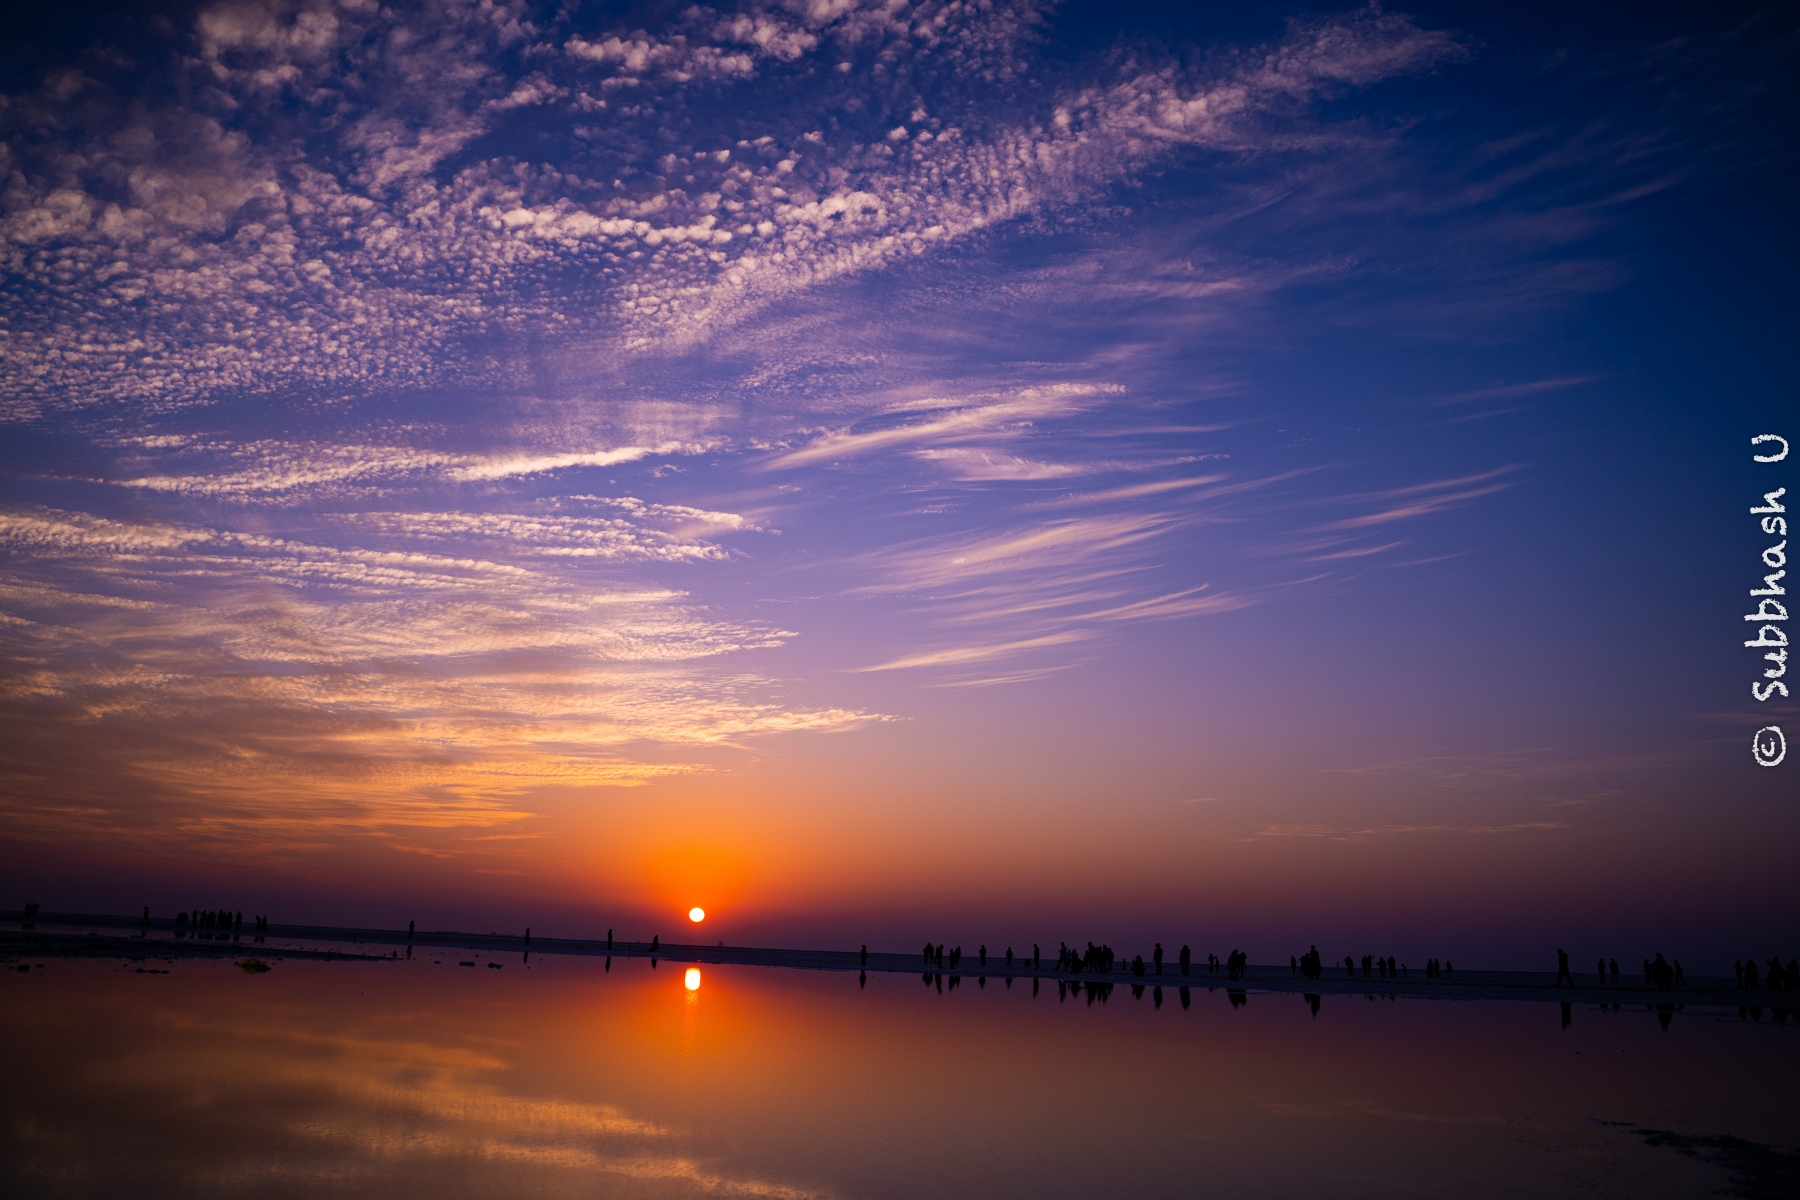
[861,944,867,967]
[1446,961,1453,978]
[1154,943,1163,975]
[142,906,149,924]
[1033,943,1040,969]
[1554,949,1573,986]
[1651,953,1672,989]
[650,934,659,953]
[1180,944,1191,976]
[408,920,415,940]
[979,945,986,967]
[1744,958,1760,989]
[1005,947,1013,968]
[923,941,933,964]
[1596,957,1605,984]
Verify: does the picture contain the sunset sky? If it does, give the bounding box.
[1,0,1793,967]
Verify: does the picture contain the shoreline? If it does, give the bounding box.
[4,910,1789,1011]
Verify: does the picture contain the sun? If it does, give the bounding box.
[688,906,705,923]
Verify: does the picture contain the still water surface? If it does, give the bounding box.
[4,952,1794,1198]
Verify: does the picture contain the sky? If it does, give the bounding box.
[0,0,1794,969]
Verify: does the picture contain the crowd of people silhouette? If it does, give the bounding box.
[1736,957,1798,990]
[172,908,265,938]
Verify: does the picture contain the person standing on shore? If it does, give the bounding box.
[1180,945,1191,976]
[1555,948,1573,987]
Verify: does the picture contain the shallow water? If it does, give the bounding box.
[3,952,1795,1198]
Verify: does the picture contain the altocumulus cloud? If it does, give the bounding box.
[0,0,1461,414]
[0,0,1474,858]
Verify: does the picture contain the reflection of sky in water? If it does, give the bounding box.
[4,958,1796,1198]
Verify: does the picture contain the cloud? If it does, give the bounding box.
[866,512,1186,592]
[110,440,709,498]
[1314,466,1524,531]
[856,630,1090,672]
[0,2,1461,417]
[1250,821,1571,843]
[763,385,1112,470]
[0,502,882,851]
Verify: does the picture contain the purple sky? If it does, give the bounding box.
[0,0,1794,969]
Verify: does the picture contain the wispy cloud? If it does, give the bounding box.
[1314,466,1524,531]
[1250,821,1570,843]
[1429,376,1603,405]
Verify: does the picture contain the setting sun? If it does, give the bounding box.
[688,907,705,923]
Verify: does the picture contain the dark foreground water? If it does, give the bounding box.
[4,952,1796,1199]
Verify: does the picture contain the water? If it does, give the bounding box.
[4,952,1795,1198]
